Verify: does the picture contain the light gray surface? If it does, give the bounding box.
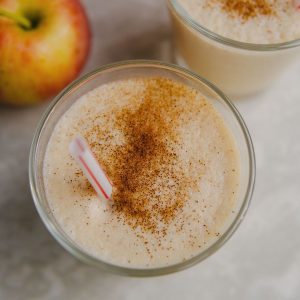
[1,0,300,299]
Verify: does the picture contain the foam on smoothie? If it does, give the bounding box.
[177,0,300,44]
[44,77,240,268]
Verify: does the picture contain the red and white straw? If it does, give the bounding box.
[294,0,300,9]
[69,135,112,200]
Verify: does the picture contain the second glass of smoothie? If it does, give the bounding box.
[168,0,300,98]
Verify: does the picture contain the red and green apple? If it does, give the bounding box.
[0,0,91,106]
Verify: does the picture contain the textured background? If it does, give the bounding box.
[1,0,300,299]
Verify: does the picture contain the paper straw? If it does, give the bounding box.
[69,135,112,200]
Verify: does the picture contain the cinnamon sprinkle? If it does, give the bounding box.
[219,0,274,20]
[110,79,195,234]
[85,78,204,236]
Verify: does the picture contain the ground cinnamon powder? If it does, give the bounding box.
[219,0,274,20]
[85,78,204,237]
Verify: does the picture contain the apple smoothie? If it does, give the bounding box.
[168,0,300,97]
[43,77,241,268]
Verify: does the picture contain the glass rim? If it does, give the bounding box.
[29,60,255,277]
[168,0,300,51]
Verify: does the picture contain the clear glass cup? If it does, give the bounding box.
[168,0,300,98]
[29,60,255,276]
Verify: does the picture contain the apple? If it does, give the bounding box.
[0,0,91,106]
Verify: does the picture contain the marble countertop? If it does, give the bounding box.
[1,0,300,299]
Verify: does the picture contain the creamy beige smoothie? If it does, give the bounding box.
[168,0,300,97]
[43,77,240,268]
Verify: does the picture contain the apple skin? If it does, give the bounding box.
[0,0,91,106]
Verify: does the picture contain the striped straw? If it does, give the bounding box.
[69,135,112,200]
[295,0,300,9]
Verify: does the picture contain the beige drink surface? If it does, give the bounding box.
[44,77,240,268]
[177,0,300,43]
